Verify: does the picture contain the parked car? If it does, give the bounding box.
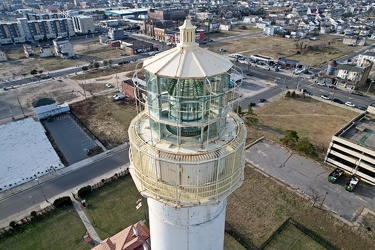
[344,175,359,192]
[357,105,367,111]
[300,89,313,96]
[219,48,227,52]
[333,98,344,104]
[321,95,330,100]
[246,72,253,76]
[249,102,256,107]
[351,91,364,96]
[328,168,343,183]
[317,82,326,86]
[328,85,337,89]
[259,98,267,103]
[113,92,125,100]
[106,83,114,88]
[345,101,355,107]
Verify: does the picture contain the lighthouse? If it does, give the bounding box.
[128,19,246,250]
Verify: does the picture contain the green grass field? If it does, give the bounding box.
[263,223,326,250]
[83,175,148,240]
[0,207,90,250]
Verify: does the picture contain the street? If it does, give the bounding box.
[0,147,129,223]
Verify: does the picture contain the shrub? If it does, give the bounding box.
[78,185,92,199]
[30,211,37,218]
[9,221,16,228]
[53,196,72,208]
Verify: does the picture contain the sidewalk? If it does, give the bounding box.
[71,194,101,245]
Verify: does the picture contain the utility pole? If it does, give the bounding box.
[366,79,374,95]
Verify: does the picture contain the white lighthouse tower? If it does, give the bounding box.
[128,19,246,250]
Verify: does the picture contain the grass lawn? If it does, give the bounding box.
[226,166,375,249]
[224,233,246,250]
[83,175,148,240]
[0,207,90,250]
[253,97,358,157]
[262,223,326,250]
[35,57,85,71]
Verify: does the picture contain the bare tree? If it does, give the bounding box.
[308,187,321,207]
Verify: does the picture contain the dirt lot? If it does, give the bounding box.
[253,97,358,157]
[206,34,364,67]
[0,41,127,81]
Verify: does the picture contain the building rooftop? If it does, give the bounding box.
[337,113,375,151]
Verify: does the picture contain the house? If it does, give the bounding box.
[342,35,359,45]
[53,37,75,59]
[263,26,274,36]
[123,78,146,101]
[23,44,35,57]
[357,51,375,67]
[92,221,151,250]
[0,51,7,61]
[336,62,372,89]
[109,28,126,40]
[39,46,53,58]
[32,98,70,120]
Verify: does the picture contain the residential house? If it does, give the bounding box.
[0,51,7,61]
[357,51,375,67]
[23,44,35,57]
[92,221,151,250]
[336,63,372,89]
[53,37,75,58]
[32,98,70,120]
[39,46,53,58]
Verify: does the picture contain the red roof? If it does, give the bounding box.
[92,222,151,250]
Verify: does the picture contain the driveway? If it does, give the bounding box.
[43,114,98,165]
[246,139,375,221]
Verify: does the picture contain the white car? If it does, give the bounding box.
[345,102,355,107]
[106,83,114,88]
[321,95,330,100]
[317,82,326,86]
[113,92,125,100]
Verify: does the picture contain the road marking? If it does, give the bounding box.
[257,150,268,157]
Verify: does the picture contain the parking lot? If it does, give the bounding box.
[246,139,375,221]
[43,114,100,165]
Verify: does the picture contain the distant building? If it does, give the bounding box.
[53,37,75,58]
[108,28,126,40]
[23,44,35,57]
[0,51,7,61]
[39,46,53,58]
[92,221,151,250]
[357,51,375,68]
[72,15,95,34]
[148,8,188,21]
[32,98,70,120]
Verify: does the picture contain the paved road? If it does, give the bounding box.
[0,147,129,223]
[234,62,375,109]
[246,140,375,221]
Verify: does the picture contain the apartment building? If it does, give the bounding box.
[0,22,25,44]
[72,15,95,34]
[325,105,375,186]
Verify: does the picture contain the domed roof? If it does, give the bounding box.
[328,60,337,67]
[143,19,233,79]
